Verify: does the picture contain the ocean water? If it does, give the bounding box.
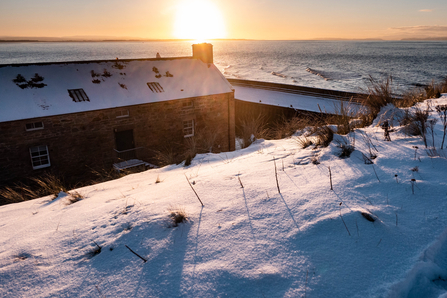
[1,40,446,93]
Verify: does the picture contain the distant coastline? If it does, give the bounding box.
[0,38,251,43]
[1,37,447,43]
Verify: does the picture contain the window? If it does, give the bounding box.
[29,145,50,169]
[147,82,164,93]
[182,100,194,109]
[25,121,44,131]
[183,120,194,137]
[116,110,129,118]
[68,89,90,102]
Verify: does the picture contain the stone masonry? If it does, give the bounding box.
[0,92,235,185]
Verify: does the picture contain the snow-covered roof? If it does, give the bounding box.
[234,86,363,115]
[0,58,233,122]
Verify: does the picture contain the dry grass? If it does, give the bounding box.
[0,173,69,205]
[328,100,361,134]
[337,137,355,158]
[400,106,430,147]
[66,191,84,204]
[237,114,270,148]
[314,126,334,147]
[362,75,395,117]
[168,206,188,227]
[153,145,180,167]
[397,78,446,108]
[295,136,313,149]
[90,167,125,184]
[269,116,308,139]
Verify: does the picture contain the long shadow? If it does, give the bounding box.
[284,171,301,192]
[242,188,257,244]
[331,190,354,211]
[279,193,300,231]
[191,206,204,284]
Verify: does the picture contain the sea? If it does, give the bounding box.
[1,40,446,93]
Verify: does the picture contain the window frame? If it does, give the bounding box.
[147,82,164,93]
[116,110,130,118]
[25,121,44,131]
[29,145,51,170]
[182,100,194,109]
[68,89,90,102]
[183,119,195,138]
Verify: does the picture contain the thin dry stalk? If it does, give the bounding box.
[273,157,281,194]
[238,176,244,188]
[125,245,147,263]
[328,166,333,190]
[372,164,380,182]
[339,203,351,236]
[185,175,204,207]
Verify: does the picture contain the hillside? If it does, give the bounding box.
[1,96,447,297]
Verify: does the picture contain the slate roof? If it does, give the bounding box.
[0,57,233,122]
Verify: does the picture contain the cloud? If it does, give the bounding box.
[390,25,447,32]
[419,9,433,12]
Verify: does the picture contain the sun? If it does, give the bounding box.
[174,0,226,41]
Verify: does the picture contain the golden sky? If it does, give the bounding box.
[0,0,447,40]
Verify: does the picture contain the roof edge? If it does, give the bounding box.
[0,56,194,68]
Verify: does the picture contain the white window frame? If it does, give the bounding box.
[182,100,194,109]
[116,110,129,118]
[183,120,194,138]
[29,145,51,169]
[25,121,44,131]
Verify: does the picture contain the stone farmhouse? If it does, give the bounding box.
[0,43,235,185]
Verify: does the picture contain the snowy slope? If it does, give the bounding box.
[1,96,447,297]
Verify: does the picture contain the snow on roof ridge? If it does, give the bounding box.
[0,56,193,68]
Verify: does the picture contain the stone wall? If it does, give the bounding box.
[0,92,235,185]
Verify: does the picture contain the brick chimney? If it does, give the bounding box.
[192,43,213,64]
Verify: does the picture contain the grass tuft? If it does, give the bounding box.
[168,206,188,227]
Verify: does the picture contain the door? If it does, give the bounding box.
[115,129,136,160]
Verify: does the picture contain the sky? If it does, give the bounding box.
[1,0,447,40]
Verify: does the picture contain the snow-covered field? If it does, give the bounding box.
[1,96,447,298]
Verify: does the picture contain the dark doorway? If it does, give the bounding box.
[115,129,136,159]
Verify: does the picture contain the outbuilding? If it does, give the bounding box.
[0,43,235,185]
